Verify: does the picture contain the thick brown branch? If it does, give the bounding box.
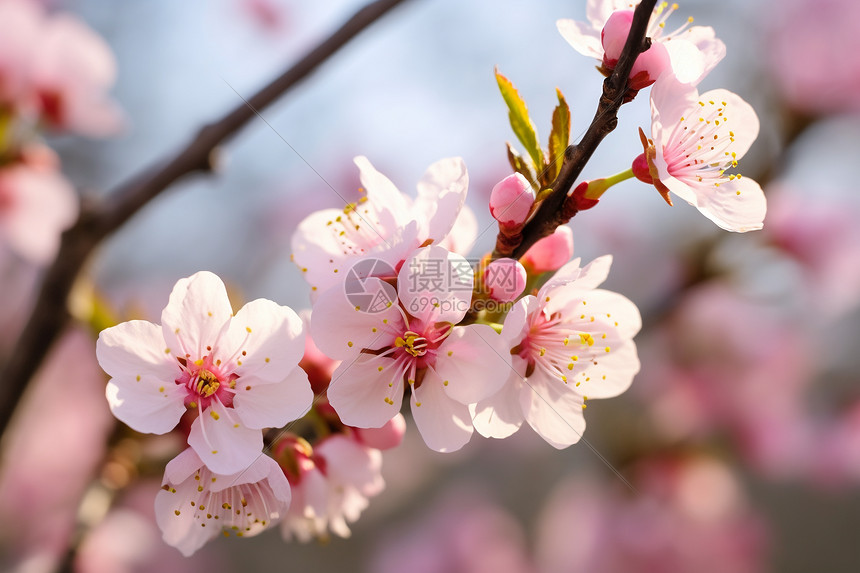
[493,0,658,260]
[0,0,411,439]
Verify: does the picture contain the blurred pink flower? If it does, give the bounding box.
[473,255,641,448]
[641,77,766,232]
[639,284,814,475]
[0,159,77,264]
[0,327,113,570]
[155,448,290,556]
[557,0,724,87]
[372,490,535,573]
[768,0,860,115]
[765,188,860,314]
[279,432,385,542]
[0,0,123,136]
[535,457,769,573]
[97,270,312,474]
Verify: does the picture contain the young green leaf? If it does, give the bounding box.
[496,68,544,173]
[547,87,571,183]
[506,143,537,190]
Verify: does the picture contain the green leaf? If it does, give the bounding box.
[546,87,571,184]
[506,143,537,190]
[496,68,544,174]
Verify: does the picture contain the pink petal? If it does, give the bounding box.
[105,375,186,435]
[317,435,384,496]
[310,278,401,359]
[410,368,474,453]
[187,404,262,475]
[696,176,767,233]
[472,372,525,439]
[414,157,468,242]
[434,325,510,405]
[326,354,405,428]
[545,288,642,339]
[354,156,412,228]
[437,203,478,256]
[96,319,177,380]
[233,367,313,429]
[520,373,587,449]
[219,298,305,382]
[397,245,473,324]
[161,271,233,360]
[557,18,604,60]
[698,88,760,159]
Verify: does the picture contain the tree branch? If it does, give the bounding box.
[494,0,657,260]
[0,0,411,439]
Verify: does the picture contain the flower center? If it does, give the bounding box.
[196,369,221,397]
[395,331,428,357]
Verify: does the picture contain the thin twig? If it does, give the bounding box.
[493,0,658,260]
[0,0,411,439]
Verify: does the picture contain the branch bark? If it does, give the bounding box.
[0,0,411,439]
[494,0,658,260]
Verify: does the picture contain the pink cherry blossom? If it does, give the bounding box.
[279,433,385,541]
[97,271,312,474]
[520,225,574,275]
[0,159,78,264]
[0,0,122,136]
[640,77,766,232]
[473,255,641,448]
[312,245,510,452]
[557,0,725,86]
[489,173,535,227]
[155,448,290,556]
[601,10,670,91]
[291,156,468,297]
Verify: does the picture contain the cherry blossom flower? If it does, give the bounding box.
[291,156,468,297]
[0,0,123,136]
[312,245,510,452]
[279,432,387,542]
[154,448,290,557]
[97,271,312,474]
[0,159,78,264]
[473,255,641,448]
[29,10,124,137]
[557,0,725,86]
[639,77,766,232]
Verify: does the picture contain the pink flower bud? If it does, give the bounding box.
[355,413,406,450]
[601,10,669,91]
[490,173,535,226]
[521,225,573,274]
[483,258,527,303]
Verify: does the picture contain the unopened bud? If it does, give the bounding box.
[521,225,574,274]
[601,10,669,91]
[483,258,527,303]
[490,173,536,226]
[632,153,653,183]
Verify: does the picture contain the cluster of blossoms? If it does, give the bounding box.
[561,0,766,232]
[0,0,122,264]
[93,0,766,558]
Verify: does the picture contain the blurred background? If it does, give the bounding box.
[2,0,860,571]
